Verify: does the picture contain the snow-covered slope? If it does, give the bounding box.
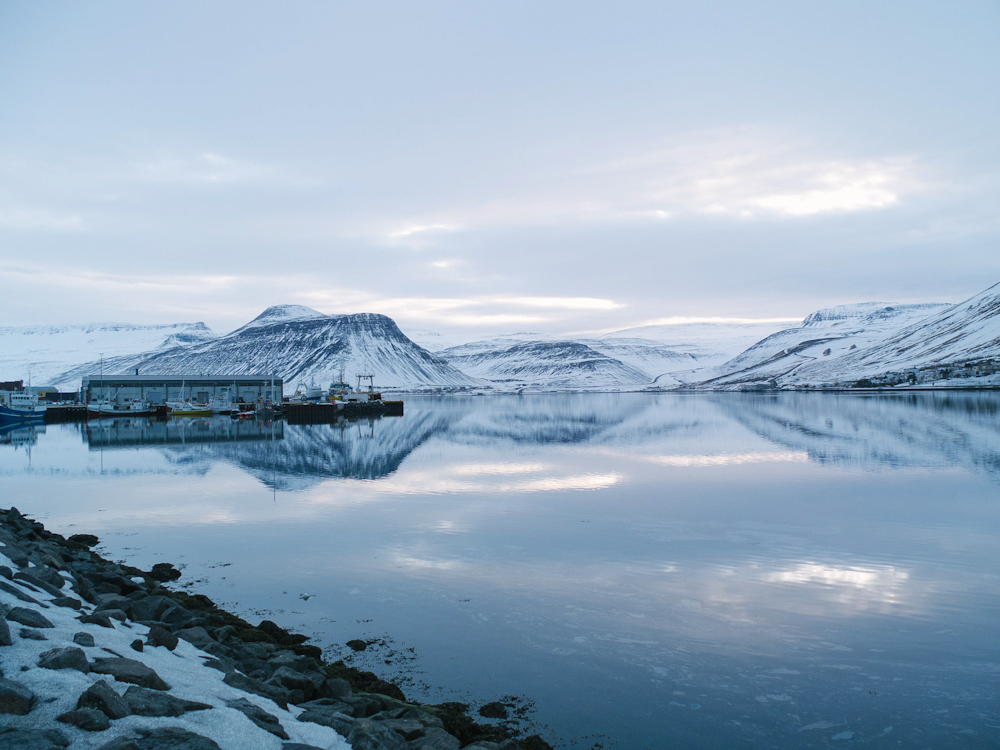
[818,283,1000,375]
[56,305,474,390]
[698,302,953,388]
[602,321,796,366]
[581,338,697,381]
[439,338,651,388]
[0,322,216,388]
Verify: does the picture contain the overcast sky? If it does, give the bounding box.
[1,1,997,335]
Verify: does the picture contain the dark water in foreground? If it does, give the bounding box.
[2,392,999,749]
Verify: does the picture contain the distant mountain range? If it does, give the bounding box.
[3,281,998,391]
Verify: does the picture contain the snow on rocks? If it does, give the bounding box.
[0,507,536,750]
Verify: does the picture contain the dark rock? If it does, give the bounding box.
[71,577,97,604]
[51,597,82,610]
[130,639,144,652]
[0,728,69,749]
[129,596,173,622]
[57,707,111,731]
[0,677,35,714]
[28,567,65,589]
[0,614,11,646]
[13,572,63,598]
[95,595,132,613]
[342,694,386,718]
[96,739,141,750]
[370,707,408,721]
[149,563,182,582]
[478,701,509,719]
[211,625,240,644]
[175,626,214,649]
[297,708,356,736]
[147,624,179,650]
[93,582,122,596]
[123,685,211,717]
[400,708,444,728]
[72,632,95,647]
[6,607,54,629]
[78,613,115,628]
[268,665,324,698]
[381,719,425,741]
[226,697,290,739]
[347,718,410,750]
[281,746,328,750]
[320,677,353,700]
[268,650,316,672]
[78,680,130,719]
[68,533,100,547]
[412,727,462,750]
[19,628,46,641]
[200,656,236,673]
[0,579,44,606]
[223,670,289,709]
[92,657,170,690]
[135,728,221,750]
[38,647,90,673]
[158,605,197,628]
[517,736,553,750]
[0,566,12,580]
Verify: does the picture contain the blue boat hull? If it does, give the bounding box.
[0,404,45,422]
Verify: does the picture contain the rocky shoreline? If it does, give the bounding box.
[0,507,553,750]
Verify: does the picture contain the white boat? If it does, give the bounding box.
[208,387,237,415]
[88,398,155,417]
[0,391,48,422]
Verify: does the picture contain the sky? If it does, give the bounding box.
[0,1,998,336]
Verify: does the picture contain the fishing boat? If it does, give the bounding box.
[87,395,155,417]
[208,387,237,415]
[165,378,213,417]
[167,400,214,417]
[0,391,48,423]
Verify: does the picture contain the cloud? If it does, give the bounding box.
[133,151,314,188]
[369,131,924,241]
[298,290,624,327]
[630,316,801,326]
[0,205,85,230]
[388,223,461,240]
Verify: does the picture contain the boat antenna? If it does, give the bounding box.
[100,353,104,403]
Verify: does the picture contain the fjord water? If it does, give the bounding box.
[2,393,998,749]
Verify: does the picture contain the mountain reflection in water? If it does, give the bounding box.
[1,392,998,749]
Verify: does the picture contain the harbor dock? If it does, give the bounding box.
[285,399,404,424]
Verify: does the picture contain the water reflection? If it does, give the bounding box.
[10,392,1000,483]
[1,393,999,749]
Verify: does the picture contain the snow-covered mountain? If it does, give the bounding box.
[697,302,953,388]
[0,322,216,388]
[820,283,1000,374]
[438,338,651,389]
[11,282,999,394]
[54,305,474,390]
[602,320,796,366]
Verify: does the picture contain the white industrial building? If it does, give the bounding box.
[81,375,283,405]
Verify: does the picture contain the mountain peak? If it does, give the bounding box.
[242,305,327,330]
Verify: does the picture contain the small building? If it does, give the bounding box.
[81,375,283,406]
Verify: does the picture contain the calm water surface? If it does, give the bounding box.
[2,393,998,749]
